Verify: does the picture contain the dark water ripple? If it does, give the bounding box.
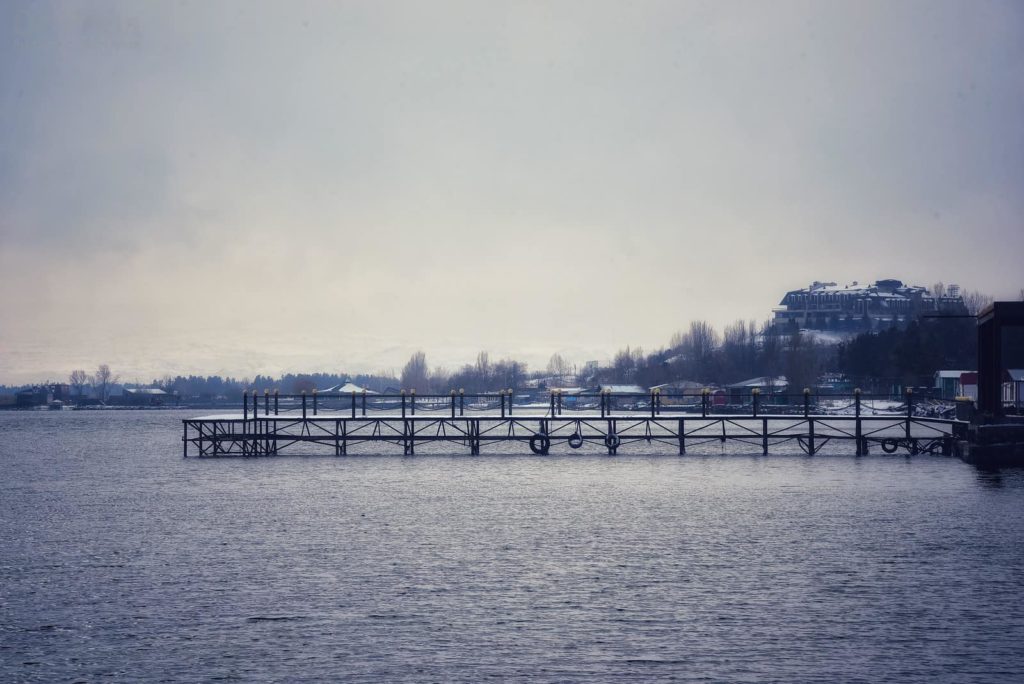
[1,410,1023,682]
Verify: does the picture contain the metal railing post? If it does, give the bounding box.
[411,389,416,416]
[312,388,318,416]
[459,389,464,416]
[301,391,307,420]
[243,390,249,421]
[450,390,456,418]
[401,390,406,418]
[803,388,810,418]
[274,389,279,415]
[352,390,357,418]
[752,387,760,418]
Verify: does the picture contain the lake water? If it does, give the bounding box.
[2,410,1023,682]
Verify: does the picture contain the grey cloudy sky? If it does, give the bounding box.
[1,0,1022,384]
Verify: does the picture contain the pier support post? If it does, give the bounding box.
[274,389,279,416]
[508,389,513,415]
[550,391,555,415]
[403,419,414,455]
[459,389,464,416]
[264,389,269,416]
[401,390,406,418]
[808,417,816,455]
[313,389,318,416]
[411,390,416,416]
[905,388,913,443]
[678,418,685,455]
[451,390,456,418]
[362,389,367,416]
[352,391,357,419]
[302,391,307,420]
[854,389,863,455]
[762,417,768,455]
[702,388,708,418]
[243,391,249,421]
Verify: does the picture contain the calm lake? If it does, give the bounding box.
[2,410,1023,682]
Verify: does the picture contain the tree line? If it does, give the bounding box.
[53,286,1015,401]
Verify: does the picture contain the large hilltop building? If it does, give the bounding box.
[773,279,967,332]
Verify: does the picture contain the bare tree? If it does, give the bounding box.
[962,289,994,315]
[931,281,946,299]
[493,358,527,391]
[428,366,451,393]
[94,364,118,403]
[784,331,825,395]
[612,347,636,383]
[546,353,570,379]
[69,369,88,397]
[291,377,317,394]
[678,320,720,382]
[475,351,491,388]
[401,351,430,394]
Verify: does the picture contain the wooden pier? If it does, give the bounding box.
[182,390,966,457]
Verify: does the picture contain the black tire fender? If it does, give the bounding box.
[567,432,584,449]
[881,438,899,454]
[604,433,621,450]
[529,433,551,455]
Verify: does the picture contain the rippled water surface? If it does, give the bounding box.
[2,410,1024,682]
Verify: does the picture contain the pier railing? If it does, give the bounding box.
[239,388,949,421]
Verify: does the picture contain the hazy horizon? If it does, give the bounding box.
[2,1,1022,385]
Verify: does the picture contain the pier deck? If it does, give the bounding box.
[182,391,965,457]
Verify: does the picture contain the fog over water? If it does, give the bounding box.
[2,1,1023,383]
[3,411,1024,682]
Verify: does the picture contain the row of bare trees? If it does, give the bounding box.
[595,319,827,392]
[68,364,119,402]
[400,351,530,394]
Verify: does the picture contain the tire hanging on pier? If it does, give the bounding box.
[604,433,621,450]
[567,432,584,449]
[881,438,900,454]
[530,433,551,455]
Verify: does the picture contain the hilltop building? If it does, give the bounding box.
[773,279,967,332]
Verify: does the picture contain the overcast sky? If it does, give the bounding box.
[1,0,1022,384]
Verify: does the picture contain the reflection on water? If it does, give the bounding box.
[2,410,1024,683]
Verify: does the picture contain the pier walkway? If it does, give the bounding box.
[182,390,966,457]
